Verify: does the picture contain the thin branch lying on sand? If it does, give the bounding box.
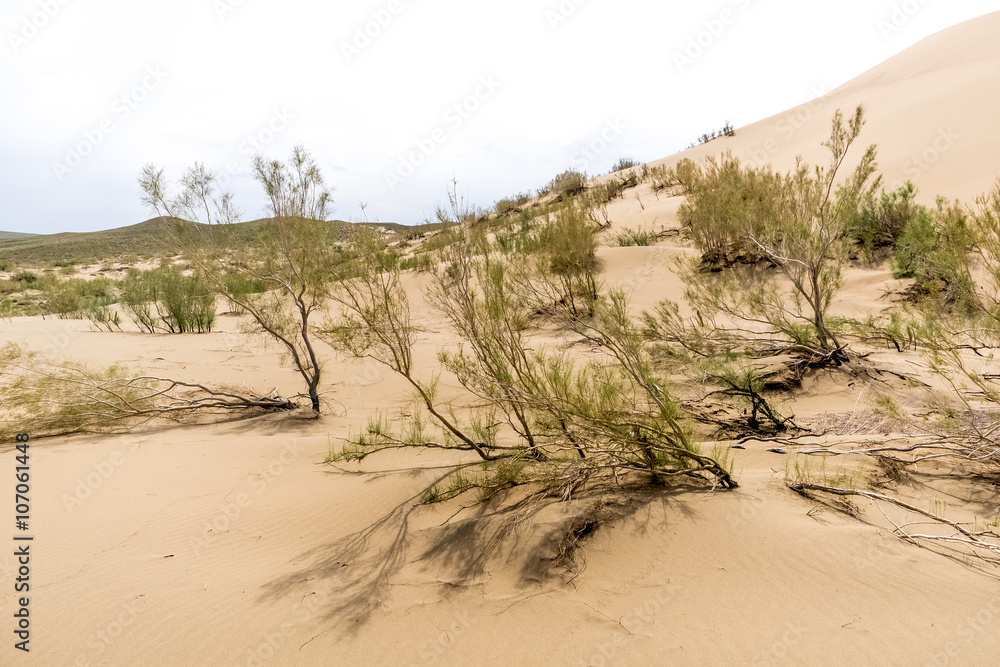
[0,345,297,439]
[796,440,1000,465]
[789,483,1000,566]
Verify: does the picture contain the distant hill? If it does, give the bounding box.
[0,217,447,266]
[0,231,36,239]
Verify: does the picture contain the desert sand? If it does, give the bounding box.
[3,12,1000,667]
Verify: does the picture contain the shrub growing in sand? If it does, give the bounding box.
[322,224,737,503]
[544,169,587,199]
[669,106,880,365]
[138,146,339,412]
[118,267,216,333]
[0,343,293,441]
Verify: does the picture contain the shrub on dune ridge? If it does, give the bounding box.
[544,169,587,199]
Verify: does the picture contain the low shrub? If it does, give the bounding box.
[12,270,37,286]
[120,267,216,333]
[610,157,638,173]
[892,198,976,310]
[847,182,922,259]
[615,228,657,247]
[546,169,587,199]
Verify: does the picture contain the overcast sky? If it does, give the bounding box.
[2,0,999,234]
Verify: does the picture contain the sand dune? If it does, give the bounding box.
[4,11,1000,667]
[649,12,1000,206]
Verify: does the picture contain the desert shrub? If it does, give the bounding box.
[0,344,293,440]
[678,152,786,266]
[494,191,533,217]
[610,157,638,173]
[615,228,656,247]
[532,203,601,318]
[397,253,433,273]
[494,199,520,217]
[648,159,698,194]
[43,281,83,318]
[83,302,122,332]
[323,230,737,503]
[847,181,922,259]
[892,198,975,309]
[141,146,344,412]
[588,181,622,207]
[688,121,736,148]
[12,270,37,286]
[672,106,880,363]
[58,264,77,276]
[119,267,215,333]
[546,169,587,199]
[0,259,8,272]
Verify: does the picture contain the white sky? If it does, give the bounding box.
[2,0,999,234]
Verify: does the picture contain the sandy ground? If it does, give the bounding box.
[3,12,1000,666]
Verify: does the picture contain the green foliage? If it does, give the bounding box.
[687,121,736,148]
[324,227,738,501]
[83,302,123,332]
[0,344,291,440]
[140,146,340,411]
[494,191,533,218]
[41,277,115,319]
[892,198,975,310]
[119,267,215,333]
[847,181,921,259]
[533,203,601,318]
[610,158,638,173]
[615,227,657,247]
[12,270,37,285]
[545,169,587,199]
[675,106,881,361]
[677,152,786,266]
[700,359,790,432]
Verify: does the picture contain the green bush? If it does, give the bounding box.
[546,169,587,199]
[892,198,976,309]
[494,191,533,218]
[615,228,657,247]
[120,267,216,333]
[12,270,37,286]
[610,158,638,173]
[535,204,601,317]
[847,182,922,259]
[44,282,83,318]
[677,153,785,266]
[398,253,433,273]
[42,277,118,319]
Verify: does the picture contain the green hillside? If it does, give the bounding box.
[0,218,446,266]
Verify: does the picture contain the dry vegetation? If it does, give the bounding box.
[5,113,1000,577]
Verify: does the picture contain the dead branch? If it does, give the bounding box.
[789,482,1000,565]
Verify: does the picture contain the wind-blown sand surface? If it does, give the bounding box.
[4,12,1000,666]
